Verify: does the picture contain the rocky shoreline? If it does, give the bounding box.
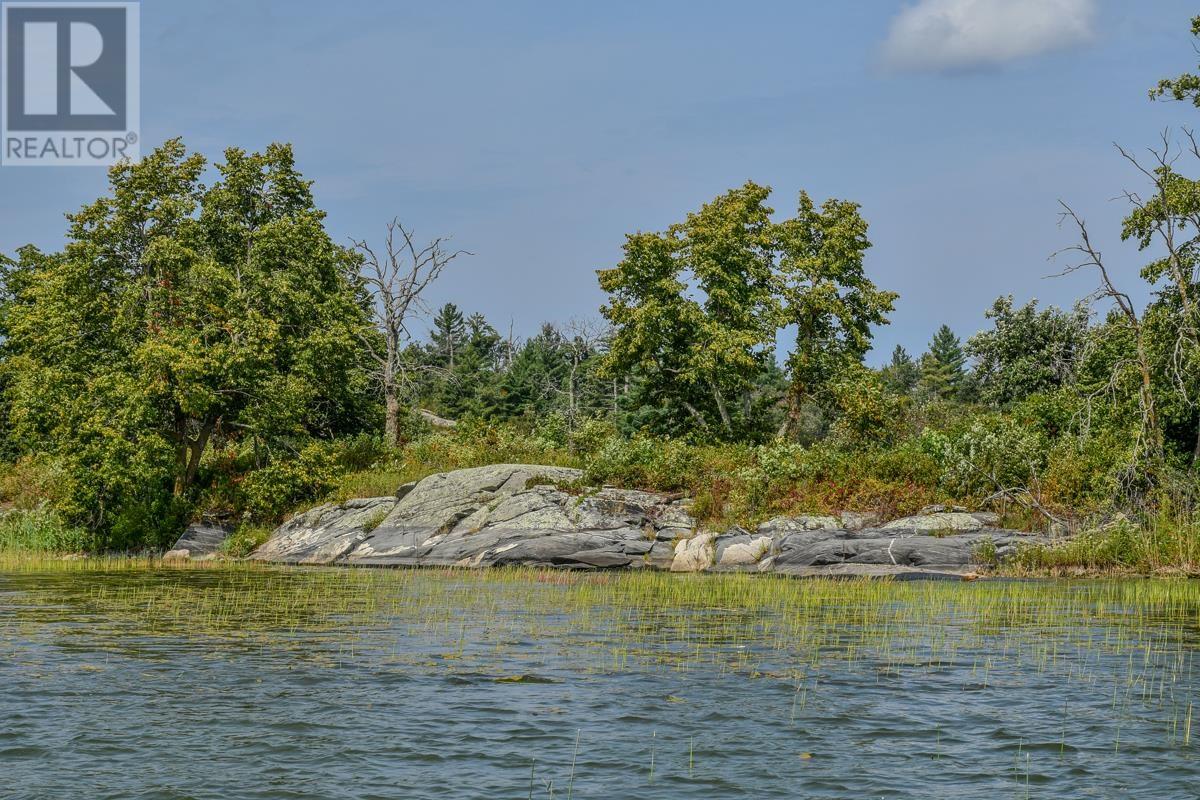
[232,464,1046,579]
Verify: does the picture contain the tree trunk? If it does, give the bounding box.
[173,418,214,497]
[710,383,733,436]
[1134,335,1163,465]
[384,384,401,448]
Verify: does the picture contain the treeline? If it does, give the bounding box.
[4,18,1200,562]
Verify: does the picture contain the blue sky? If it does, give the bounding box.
[2,0,1199,362]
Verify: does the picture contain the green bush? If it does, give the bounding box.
[0,508,93,553]
[220,523,274,557]
[919,415,1047,499]
[584,434,699,490]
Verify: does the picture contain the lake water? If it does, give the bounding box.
[1,563,1197,799]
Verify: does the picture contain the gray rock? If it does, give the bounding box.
[769,526,1037,570]
[757,514,841,534]
[250,496,398,564]
[715,529,773,567]
[250,464,1041,578]
[882,512,983,532]
[840,511,882,531]
[169,522,233,556]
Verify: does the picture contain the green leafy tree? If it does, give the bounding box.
[1150,15,1200,105]
[440,312,501,419]
[966,296,1090,406]
[3,139,374,545]
[599,181,894,441]
[777,191,897,434]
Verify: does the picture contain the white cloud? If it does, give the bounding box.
[881,0,1096,72]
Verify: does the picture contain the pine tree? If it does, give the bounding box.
[880,344,919,394]
[429,303,467,368]
[919,325,966,399]
[439,312,501,419]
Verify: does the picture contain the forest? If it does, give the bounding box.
[4,21,1200,573]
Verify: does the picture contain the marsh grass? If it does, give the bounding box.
[1012,516,1200,575]
[1,557,1197,791]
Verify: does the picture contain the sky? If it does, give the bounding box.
[2,0,1200,363]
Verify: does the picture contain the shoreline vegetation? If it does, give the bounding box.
[6,20,1200,579]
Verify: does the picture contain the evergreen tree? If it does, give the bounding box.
[880,344,919,394]
[439,313,501,419]
[429,303,467,368]
[918,325,966,400]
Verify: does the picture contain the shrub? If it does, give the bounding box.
[919,415,1047,499]
[0,508,93,553]
[220,523,274,557]
[584,434,699,490]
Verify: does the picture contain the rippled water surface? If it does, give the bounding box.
[1,562,1198,799]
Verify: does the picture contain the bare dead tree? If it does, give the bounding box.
[559,318,609,428]
[1053,202,1164,465]
[350,219,469,446]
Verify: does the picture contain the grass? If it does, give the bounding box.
[0,508,93,553]
[219,523,275,557]
[1009,517,1200,576]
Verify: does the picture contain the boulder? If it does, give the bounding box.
[671,532,716,572]
[168,522,233,556]
[715,529,773,567]
[839,511,882,531]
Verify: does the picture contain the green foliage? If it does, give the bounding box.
[778,190,897,419]
[824,364,909,448]
[599,181,894,442]
[0,509,94,553]
[239,435,390,519]
[880,345,919,394]
[1149,15,1200,105]
[220,523,274,557]
[919,414,1048,499]
[918,325,966,400]
[584,434,701,491]
[0,139,375,546]
[967,297,1090,406]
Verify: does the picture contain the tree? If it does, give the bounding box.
[880,345,920,394]
[777,191,897,434]
[429,302,467,368]
[351,220,468,446]
[918,325,966,400]
[3,139,374,544]
[966,296,1090,406]
[440,313,501,419]
[599,228,716,438]
[1149,15,1200,106]
[599,181,894,441]
[1055,204,1164,466]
